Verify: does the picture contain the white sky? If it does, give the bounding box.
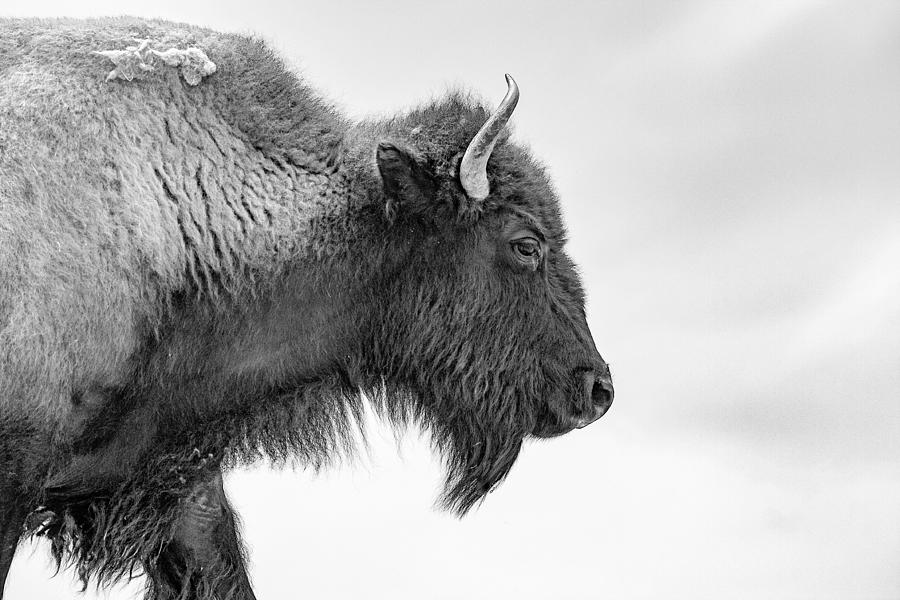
[4,1,899,599]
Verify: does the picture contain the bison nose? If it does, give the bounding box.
[576,371,614,429]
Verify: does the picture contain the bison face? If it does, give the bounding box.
[367,84,612,514]
[506,237,615,439]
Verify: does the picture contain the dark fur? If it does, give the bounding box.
[0,17,610,598]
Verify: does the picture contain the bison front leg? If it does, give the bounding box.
[0,424,40,600]
[0,503,27,600]
[0,483,28,599]
[148,470,256,600]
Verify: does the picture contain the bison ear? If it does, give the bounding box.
[376,142,436,223]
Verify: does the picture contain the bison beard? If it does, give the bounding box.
[376,385,528,515]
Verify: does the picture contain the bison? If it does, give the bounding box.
[0,17,614,600]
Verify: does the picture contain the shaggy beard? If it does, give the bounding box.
[370,382,531,516]
[436,421,525,516]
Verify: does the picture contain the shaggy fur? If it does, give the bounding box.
[0,16,611,599]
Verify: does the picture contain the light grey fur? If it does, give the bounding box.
[0,17,351,439]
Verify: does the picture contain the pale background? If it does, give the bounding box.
[3,1,899,599]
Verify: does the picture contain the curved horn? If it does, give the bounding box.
[459,74,519,201]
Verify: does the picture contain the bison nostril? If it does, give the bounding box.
[573,370,615,430]
[591,379,614,414]
[575,371,614,429]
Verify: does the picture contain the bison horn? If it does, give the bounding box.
[459,74,519,201]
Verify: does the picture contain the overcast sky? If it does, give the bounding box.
[4,1,899,599]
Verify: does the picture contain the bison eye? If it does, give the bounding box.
[510,237,543,269]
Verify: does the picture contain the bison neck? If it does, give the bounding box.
[137,144,399,426]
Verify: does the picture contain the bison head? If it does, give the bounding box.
[357,76,613,515]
